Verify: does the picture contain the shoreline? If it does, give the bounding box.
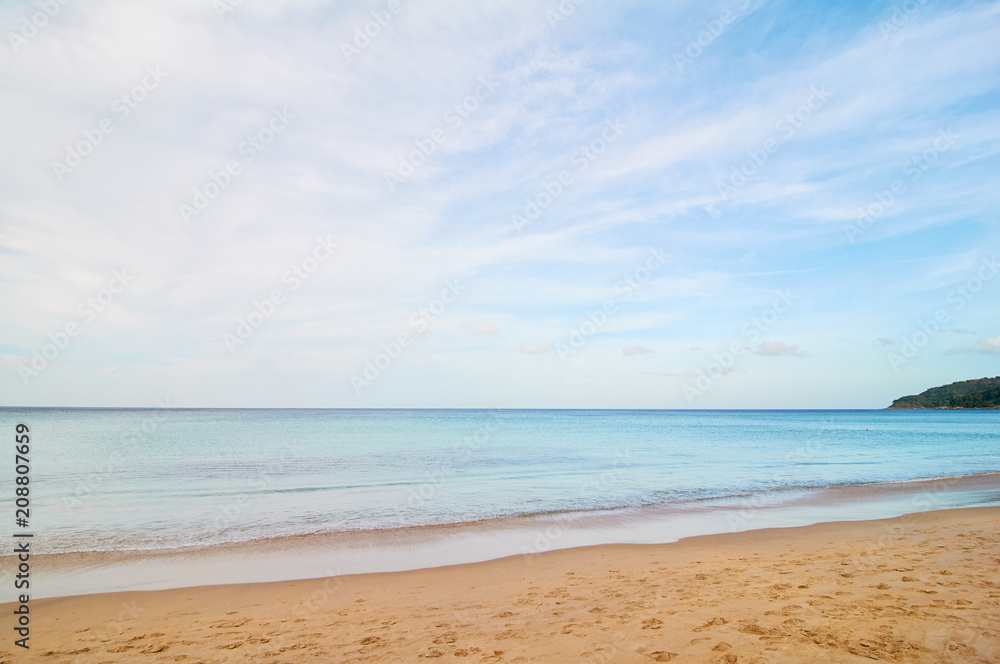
[31,471,1000,553]
[16,471,1000,600]
[8,506,999,662]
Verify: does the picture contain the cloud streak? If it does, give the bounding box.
[1,0,998,407]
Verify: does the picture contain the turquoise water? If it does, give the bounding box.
[2,408,998,557]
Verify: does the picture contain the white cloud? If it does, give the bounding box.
[641,369,695,378]
[463,321,497,336]
[622,346,652,356]
[519,344,551,354]
[1,0,998,408]
[756,341,808,357]
[972,336,1000,354]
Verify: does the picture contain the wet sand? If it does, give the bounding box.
[5,506,999,663]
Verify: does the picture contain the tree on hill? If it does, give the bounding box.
[888,376,1000,409]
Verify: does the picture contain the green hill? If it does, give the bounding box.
[887,376,1000,409]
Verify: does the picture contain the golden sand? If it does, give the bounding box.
[6,507,999,663]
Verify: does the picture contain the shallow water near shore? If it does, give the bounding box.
[1,408,998,597]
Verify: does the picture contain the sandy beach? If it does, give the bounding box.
[3,506,997,663]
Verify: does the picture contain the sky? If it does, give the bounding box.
[0,0,998,409]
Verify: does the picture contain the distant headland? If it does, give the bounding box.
[887,376,1000,409]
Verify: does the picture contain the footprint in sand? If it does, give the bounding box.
[650,651,678,661]
[739,623,769,635]
[209,618,249,629]
[419,648,446,658]
[357,635,386,653]
[693,617,728,632]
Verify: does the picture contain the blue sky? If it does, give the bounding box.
[0,0,998,408]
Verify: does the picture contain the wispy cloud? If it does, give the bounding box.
[946,335,1000,355]
[463,321,497,336]
[973,336,1000,354]
[519,345,551,355]
[622,346,652,356]
[756,341,809,357]
[1,0,998,407]
[641,369,695,378]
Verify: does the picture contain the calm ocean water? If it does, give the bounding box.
[3,408,999,558]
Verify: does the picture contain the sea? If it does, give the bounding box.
[2,408,999,598]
